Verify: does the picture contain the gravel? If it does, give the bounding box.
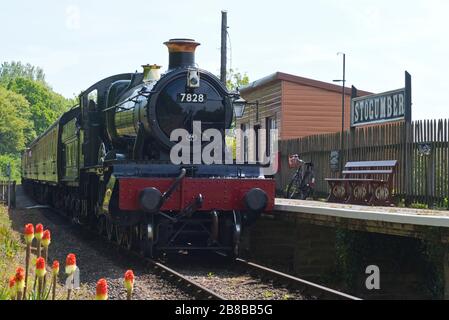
[10,186,191,300]
[165,254,308,300]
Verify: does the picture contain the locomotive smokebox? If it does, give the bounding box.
[164,38,200,70]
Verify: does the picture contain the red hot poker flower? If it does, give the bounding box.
[9,276,16,289]
[42,230,51,248]
[124,270,135,292]
[65,253,77,274]
[52,260,60,275]
[35,223,44,240]
[15,267,25,292]
[24,224,34,244]
[36,257,46,278]
[95,278,108,300]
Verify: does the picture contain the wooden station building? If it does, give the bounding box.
[236,71,372,142]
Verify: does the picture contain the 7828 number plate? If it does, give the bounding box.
[177,93,207,103]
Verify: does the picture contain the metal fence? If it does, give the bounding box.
[0,180,16,208]
[277,118,449,208]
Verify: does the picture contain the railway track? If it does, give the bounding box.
[232,257,360,300]
[148,260,226,300]
[38,204,359,300]
[160,252,361,300]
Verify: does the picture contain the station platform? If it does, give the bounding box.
[273,198,449,242]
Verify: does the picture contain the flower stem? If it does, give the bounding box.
[33,240,41,291]
[43,247,48,290]
[23,244,31,300]
[38,277,43,300]
[52,275,57,300]
[127,291,132,300]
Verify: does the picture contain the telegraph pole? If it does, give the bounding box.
[220,10,227,85]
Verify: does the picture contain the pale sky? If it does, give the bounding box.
[1,0,448,120]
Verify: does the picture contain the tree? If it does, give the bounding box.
[0,61,46,85]
[6,77,73,135]
[226,68,250,92]
[0,86,34,155]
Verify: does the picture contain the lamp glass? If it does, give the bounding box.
[233,98,246,118]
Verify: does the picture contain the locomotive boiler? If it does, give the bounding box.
[22,39,275,258]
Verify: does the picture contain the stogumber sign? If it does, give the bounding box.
[351,88,406,127]
[350,72,411,127]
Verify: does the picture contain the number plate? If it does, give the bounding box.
[177,93,207,103]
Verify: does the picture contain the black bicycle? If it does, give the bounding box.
[285,154,315,200]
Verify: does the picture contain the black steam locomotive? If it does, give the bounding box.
[22,39,275,257]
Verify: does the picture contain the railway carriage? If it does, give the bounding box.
[22,39,275,258]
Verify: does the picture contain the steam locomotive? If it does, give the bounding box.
[21,39,275,258]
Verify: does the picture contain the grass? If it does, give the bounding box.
[0,205,23,300]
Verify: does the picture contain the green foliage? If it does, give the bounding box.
[0,155,21,180]
[226,68,250,91]
[0,205,24,300]
[0,61,46,85]
[6,77,73,135]
[0,86,34,155]
[410,202,429,209]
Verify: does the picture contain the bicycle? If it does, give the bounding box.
[285,154,315,200]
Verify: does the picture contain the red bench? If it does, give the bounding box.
[325,160,398,206]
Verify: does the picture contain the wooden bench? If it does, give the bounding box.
[325,160,398,206]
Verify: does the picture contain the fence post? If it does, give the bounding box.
[11,181,16,209]
[404,72,413,205]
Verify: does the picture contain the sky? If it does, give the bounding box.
[1,0,448,120]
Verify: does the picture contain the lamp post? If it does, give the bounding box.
[333,52,346,173]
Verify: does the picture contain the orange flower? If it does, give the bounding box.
[36,257,46,278]
[95,278,108,300]
[35,223,44,241]
[124,270,135,292]
[52,260,60,276]
[15,267,25,292]
[9,276,16,289]
[24,224,34,244]
[9,276,16,298]
[65,253,77,274]
[42,230,51,248]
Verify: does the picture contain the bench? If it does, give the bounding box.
[325,160,398,206]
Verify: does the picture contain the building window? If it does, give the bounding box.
[266,116,277,156]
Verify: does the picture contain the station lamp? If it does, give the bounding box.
[232,97,247,118]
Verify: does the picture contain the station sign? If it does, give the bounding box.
[350,72,411,127]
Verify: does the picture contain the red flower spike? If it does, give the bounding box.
[36,257,46,278]
[9,276,16,288]
[95,278,108,300]
[65,253,77,274]
[52,260,60,275]
[42,230,51,248]
[24,224,34,244]
[15,267,25,292]
[124,270,135,292]
[35,223,44,240]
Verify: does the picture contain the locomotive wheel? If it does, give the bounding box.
[105,218,115,241]
[139,224,154,258]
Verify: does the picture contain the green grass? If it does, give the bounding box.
[0,205,23,300]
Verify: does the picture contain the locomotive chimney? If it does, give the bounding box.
[164,38,200,70]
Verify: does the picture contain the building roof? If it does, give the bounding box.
[240,71,372,96]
